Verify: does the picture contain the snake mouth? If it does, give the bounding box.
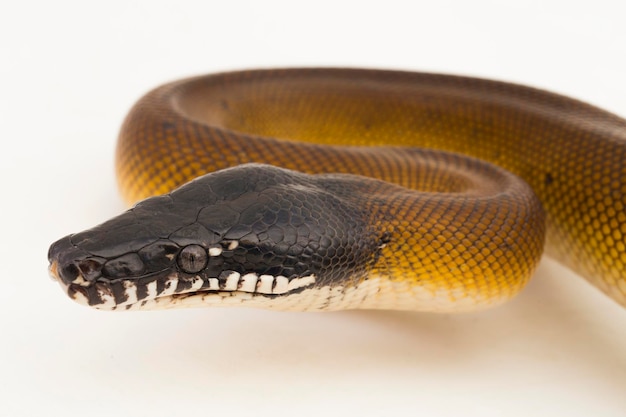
[49,261,316,310]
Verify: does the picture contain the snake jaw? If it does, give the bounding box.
[48,254,319,310]
[48,165,385,311]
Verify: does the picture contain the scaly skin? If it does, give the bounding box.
[50,68,626,311]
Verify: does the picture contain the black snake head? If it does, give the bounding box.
[48,164,383,310]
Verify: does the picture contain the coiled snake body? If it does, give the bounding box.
[48,69,626,311]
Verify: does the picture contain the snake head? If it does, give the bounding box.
[48,164,383,311]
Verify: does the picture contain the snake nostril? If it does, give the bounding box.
[58,262,80,283]
[49,234,102,284]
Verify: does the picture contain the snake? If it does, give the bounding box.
[47,68,626,312]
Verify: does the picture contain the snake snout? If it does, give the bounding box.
[48,235,80,284]
[48,235,105,285]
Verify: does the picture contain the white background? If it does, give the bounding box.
[2,1,626,416]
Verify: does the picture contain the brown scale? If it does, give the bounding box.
[115,68,626,309]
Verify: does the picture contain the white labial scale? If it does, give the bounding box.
[239,273,258,292]
[257,275,274,294]
[190,277,203,291]
[273,276,289,294]
[160,278,179,296]
[97,288,116,308]
[208,278,219,290]
[71,288,89,306]
[224,272,241,291]
[287,274,316,291]
[86,273,508,312]
[146,281,158,299]
[123,281,138,305]
[208,246,222,257]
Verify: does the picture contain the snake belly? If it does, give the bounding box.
[48,68,626,311]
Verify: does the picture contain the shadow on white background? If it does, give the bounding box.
[1,1,625,416]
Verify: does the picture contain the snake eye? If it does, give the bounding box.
[177,245,208,273]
